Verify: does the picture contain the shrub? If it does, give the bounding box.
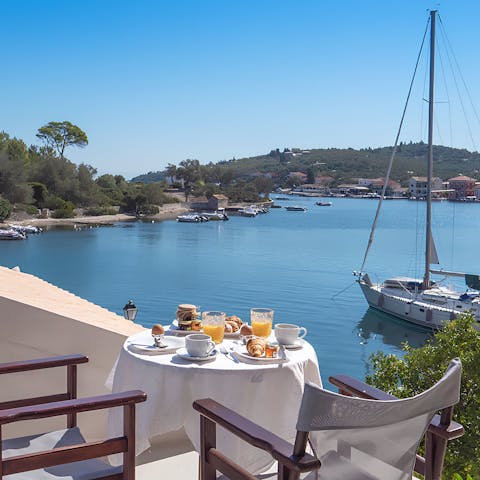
[138,204,159,215]
[0,197,12,221]
[366,313,480,478]
[51,201,75,219]
[24,205,39,215]
[43,195,68,210]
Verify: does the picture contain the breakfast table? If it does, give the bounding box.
[106,329,322,474]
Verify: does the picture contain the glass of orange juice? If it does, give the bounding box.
[202,311,226,344]
[251,308,274,338]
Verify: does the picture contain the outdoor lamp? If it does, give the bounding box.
[123,300,138,321]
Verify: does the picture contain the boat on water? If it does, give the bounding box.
[356,10,480,328]
[239,205,258,217]
[199,208,229,221]
[176,214,208,223]
[285,206,307,212]
[315,201,332,207]
[0,229,27,240]
[9,224,42,234]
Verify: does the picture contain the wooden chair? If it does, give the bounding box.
[193,358,464,480]
[0,354,146,479]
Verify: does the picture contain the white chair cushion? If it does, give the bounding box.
[2,427,122,480]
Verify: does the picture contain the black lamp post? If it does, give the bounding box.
[123,300,138,321]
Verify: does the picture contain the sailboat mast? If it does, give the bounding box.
[423,9,436,289]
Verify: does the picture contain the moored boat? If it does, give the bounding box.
[356,10,480,328]
[315,201,332,207]
[9,224,42,234]
[285,206,307,212]
[176,214,208,223]
[239,205,258,217]
[0,229,27,240]
[199,208,229,221]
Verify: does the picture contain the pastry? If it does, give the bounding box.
[226,315,243,328]
[246,337,266,357]
[151,324,165,336]
[225,320,240,332]
[239,324,253,336]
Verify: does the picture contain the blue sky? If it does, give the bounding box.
[2,1,480,178]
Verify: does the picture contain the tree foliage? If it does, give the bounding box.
[36,121,88,158]
[366,314,480,479]
[0,196,12,221]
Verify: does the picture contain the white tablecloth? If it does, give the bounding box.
[106,330,322,474]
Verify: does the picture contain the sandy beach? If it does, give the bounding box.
[4,203,191,228]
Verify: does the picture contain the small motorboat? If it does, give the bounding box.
[9,224,42,234]
[285,206,307,212]
[239,206,258,217]
[176,214,208,223]
[315,201,332,207]
[0,229,27,240]
[199,208,229,221]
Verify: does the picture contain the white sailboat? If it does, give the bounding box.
[356,10,480,329]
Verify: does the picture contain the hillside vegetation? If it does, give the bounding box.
[134,142,480,186]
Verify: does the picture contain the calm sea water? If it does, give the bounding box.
[2,197,479,386]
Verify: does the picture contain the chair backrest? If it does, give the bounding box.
[296,358,462,480]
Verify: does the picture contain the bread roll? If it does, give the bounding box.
[226,315,243,327]
[151,324,165,335]
[239,324,253,336]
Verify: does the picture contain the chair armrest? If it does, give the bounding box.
[0,354,89,374]
[0,390,146,425]
[193,398,320,473]
[329,375,464,440]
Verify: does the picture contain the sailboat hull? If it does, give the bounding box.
[358,279,457,329]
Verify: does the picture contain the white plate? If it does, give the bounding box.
[175,347,218,362]
[129,336,184,354]
[233,347,289,363]
[278,338,305,350]
[169,320,241,339]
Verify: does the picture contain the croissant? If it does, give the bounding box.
[224,322,233,333]
[247,337,266,357]
[226,315,243,328]
[225,320,240,332]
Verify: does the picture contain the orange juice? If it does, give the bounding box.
[203,324,225,344]
[251,320,272,338]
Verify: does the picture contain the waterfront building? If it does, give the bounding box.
[207,194,229,210]
[447,175,477,200]
[408,176,443,199]
[293,184,326,194]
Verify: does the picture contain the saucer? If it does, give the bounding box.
[176,347,217,362]
[277,338,305,350]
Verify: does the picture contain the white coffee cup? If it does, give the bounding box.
[274,324,307,345]
[185,334,215,357]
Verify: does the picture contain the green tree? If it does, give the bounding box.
[165,163,177,184]
[176,159,201,201]
[0,196,12,221]
[366,314,480,478]
[306,167,315,184]
[36,121,88,158]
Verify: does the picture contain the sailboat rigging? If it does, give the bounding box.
[355,10,480,329]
